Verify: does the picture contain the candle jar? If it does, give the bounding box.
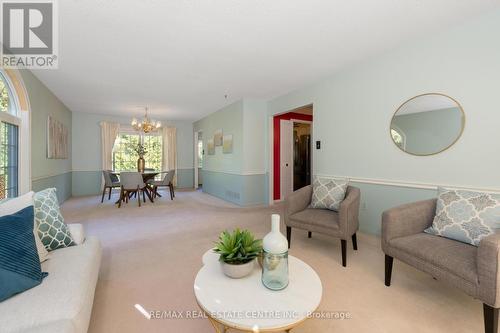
[262,251,289,290]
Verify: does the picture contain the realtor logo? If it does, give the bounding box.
[1,0,58,69]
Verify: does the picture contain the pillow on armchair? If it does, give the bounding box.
[425,187,500,246]
[309,176,349,212]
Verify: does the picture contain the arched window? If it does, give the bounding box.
[0,71,24,199]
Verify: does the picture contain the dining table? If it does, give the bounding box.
[111,171,160,204]
[111,170,160,183]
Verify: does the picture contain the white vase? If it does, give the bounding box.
[221,259,255,279]
[263,214,288,254]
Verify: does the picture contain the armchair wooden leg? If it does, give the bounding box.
[484,304,499,333]
[385,255,394,286]
[108,187,112,200]
[101,187,106,203]
[352,233,358,251]
[341,240,347,267]
[142,190,146,203]
[169,185,174,200]
[286,227,291,249]
[308,231,312,238]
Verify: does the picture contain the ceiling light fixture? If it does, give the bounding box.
[131,107,162,134]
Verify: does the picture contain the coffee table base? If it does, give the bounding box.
[199,305,296,333]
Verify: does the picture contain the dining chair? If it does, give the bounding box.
[101,170,121,203]
[148,169,175,200]
[118,172,153,207]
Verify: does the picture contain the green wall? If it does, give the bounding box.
[20,70,73,202]
[194,100,245,174]
[267,9,500,234]
[71,112,194,196]
[194,100,268,206]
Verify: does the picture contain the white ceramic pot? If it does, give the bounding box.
[221,259,255,279]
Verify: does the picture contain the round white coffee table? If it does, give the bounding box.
[194,250,322,332]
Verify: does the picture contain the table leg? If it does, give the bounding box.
[207,317,228,333]
[144,187,154,203]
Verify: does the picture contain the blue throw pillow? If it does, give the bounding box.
[0,206,48,301]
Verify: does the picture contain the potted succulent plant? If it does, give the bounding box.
[213,229,262,279]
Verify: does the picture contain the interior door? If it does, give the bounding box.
[280,120,293,200]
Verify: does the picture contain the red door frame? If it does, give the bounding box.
[273,112,313,200]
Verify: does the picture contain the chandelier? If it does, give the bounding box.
[131,107,162,133]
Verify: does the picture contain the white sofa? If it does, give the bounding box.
[0,225,102,333]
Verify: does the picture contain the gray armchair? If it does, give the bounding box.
[284,185,361,267]
[382,199,500,333]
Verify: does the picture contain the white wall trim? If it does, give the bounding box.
[200,169,266,176]
[32,171,72,182]
[317,174,500,194]
[71,167,195,173]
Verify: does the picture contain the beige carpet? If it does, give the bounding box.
[61,189,484,333]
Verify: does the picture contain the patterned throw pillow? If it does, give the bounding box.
[310,176,349,212]
[34,188,75,251]
[425,187,500,246]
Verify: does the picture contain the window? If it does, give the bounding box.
[112,132,162,171]
[0,77,11,113]
[0,73,20,199]
[0,122,18,198]
[142,134,162,171]
[198,139,203,168]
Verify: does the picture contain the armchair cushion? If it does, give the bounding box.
[425,187,500,246]
[289,208,340,233]
[388,233,478,285]
[310,176,348,212]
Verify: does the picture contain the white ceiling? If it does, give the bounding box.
[31,0,499,121]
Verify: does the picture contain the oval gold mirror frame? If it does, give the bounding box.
[390,93,465,156]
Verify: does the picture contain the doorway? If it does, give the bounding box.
[194,131,203,189]
[293,122,311,191]
[272,104,313,201]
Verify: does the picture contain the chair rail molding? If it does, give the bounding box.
[201,169,267,176]
[31,170,72,182]
[316,174,500,194]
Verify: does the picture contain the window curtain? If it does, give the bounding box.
[100,122,120,186]
[162,127,177,186]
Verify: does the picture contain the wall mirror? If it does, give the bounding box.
[390,93,465,156]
